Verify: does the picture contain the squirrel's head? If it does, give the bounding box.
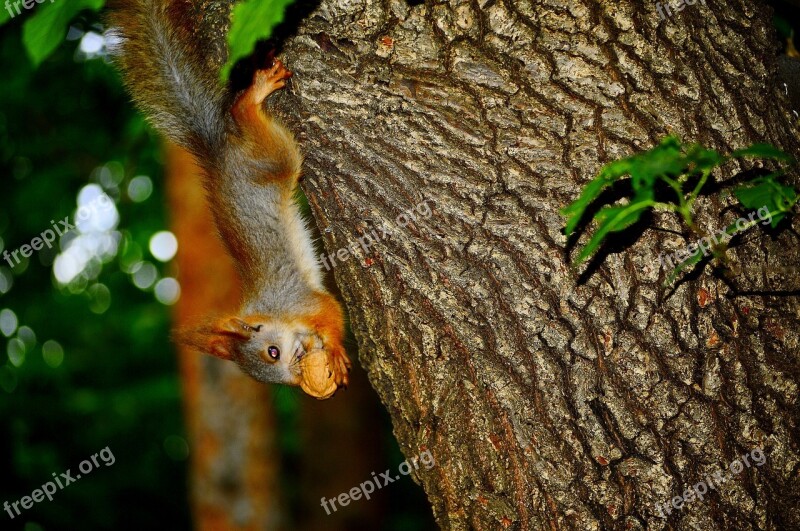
[178,315,321,386]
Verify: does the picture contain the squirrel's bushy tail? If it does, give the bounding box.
[108,0,229,157]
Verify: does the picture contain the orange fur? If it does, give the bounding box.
[232,61,300,185]
[299,292,350,386]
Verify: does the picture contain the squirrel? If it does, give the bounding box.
[108,0,351,393]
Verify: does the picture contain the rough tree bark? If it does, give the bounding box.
[267,0,800,529]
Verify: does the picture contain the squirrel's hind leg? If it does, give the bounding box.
[234,60,293,114]
[231,60,301,184]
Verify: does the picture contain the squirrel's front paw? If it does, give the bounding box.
[328,346,352,389]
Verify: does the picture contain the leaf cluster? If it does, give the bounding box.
[561,137,797,283]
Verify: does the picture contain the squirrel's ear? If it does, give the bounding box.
[175,317,252,361]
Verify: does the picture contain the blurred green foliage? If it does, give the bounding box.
[21,0,104,66]
[0,11,190,531]
[1,0,296,80]
[773,0,800,54]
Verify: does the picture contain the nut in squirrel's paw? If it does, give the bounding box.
[300,349,338,399]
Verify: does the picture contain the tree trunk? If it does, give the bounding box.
[272,0,800,528]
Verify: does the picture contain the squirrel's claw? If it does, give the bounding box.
[255,61,292,102]
[240,60,293,109]
[328,347,351,390]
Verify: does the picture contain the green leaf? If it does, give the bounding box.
[730,143,795,163]
[574,201,652,266]
[21,0,104,67]
[734,174,798,228]
[562,136,684,236]
[563,136,796,280]
[221,0,297,80]
[561,158,633,236]
[734,180,777,211]
[684,143,724,173]
[630,137,685,185]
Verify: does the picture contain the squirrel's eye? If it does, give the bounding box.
[267,346,280,360]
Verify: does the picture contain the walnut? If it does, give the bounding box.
[300,349,337,399]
